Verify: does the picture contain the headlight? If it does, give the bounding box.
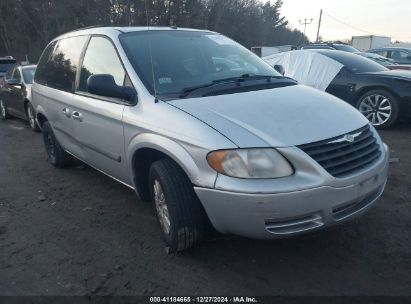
[207,149,294,179]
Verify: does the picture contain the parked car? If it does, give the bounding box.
[356,52,396,67]
[32,27,389,252]
[0,56,17,87]
[0,65,39,131]
[265,50,411,129]
[302,43,359,53]
[369,47,411,65]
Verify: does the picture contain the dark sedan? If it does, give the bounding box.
[266,50,411,129]
[0,65,39,131]
[316,50,411,128]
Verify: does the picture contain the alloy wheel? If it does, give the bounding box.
[358,94,392,126]
[153,179,171,235]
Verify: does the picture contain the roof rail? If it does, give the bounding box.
[66,25,107,34]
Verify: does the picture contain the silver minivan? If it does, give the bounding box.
[32,27,389,252]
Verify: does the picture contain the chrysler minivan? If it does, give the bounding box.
[32,27,389,252]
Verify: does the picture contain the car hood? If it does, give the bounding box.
[363,69,411,80]
[168,85,369,147]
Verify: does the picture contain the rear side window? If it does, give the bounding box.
[35,36,88,92]
[78,36,126,93]
[391,50,411,63]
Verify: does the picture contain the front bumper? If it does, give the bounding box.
[195,145,389,239]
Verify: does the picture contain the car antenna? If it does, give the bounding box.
[145,0,159,103]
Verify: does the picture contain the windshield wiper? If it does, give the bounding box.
[179,74,283,98]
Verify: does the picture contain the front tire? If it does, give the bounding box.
[42,121,72,168]
[26,102,40,132]
[149,159,205,252]
[356,90,399,129]
[0,98,9,120]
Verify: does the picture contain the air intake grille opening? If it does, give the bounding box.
[299,125,381,178]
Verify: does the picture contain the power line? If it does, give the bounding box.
[322,12,377,36]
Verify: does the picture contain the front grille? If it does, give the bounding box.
[299,125,381,178]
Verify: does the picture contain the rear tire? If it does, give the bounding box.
[0,98,9,120]
[42,121,72,168]
[26,102,40,132]
[356,90,399,129]
[149,159,205,252]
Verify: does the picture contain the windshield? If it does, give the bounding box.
[0,60,16,72]
[359,53,393,65]
[22,66,36,84]
[120,30,280,96]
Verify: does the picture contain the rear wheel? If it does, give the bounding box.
[149,159,205,252]
[357,90,399,129]
[42,121,72,168]
[26,102,40,132]
[0,98,9,120]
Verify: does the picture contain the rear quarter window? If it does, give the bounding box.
[35,36,89,92]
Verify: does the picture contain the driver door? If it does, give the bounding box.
[7,68,26,118]
[71,36,131,185]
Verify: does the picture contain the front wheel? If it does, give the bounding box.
[356,90,399,129]
[42,121,72,168]
[0,98,9,120]
[26,102,40,132]
[149,159,205,252]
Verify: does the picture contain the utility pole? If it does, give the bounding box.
[316,9,323,42]
[299,18,314,37]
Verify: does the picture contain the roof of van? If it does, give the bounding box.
[55,26,215,41]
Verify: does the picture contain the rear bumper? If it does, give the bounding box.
[195,150,389,239]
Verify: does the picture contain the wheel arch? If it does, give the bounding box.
[128,133,203,202]
[355,85,401,106]
[35,106,49,128]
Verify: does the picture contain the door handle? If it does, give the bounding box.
[62,108,71,118]
[72,111,83,122]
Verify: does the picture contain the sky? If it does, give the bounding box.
[266,0,411,42]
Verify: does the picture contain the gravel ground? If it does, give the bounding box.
[0,117,410,296]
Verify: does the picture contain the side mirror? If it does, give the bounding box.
[274,65,285,76]
[87,74,137,103]
[7,79,21,86]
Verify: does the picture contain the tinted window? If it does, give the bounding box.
[13,68,22,82]
[35,36,88,91]
[333,45,359,53]
[22,67,36,84]
[0,60,16,72]
[319,51,387,73]
[78,36,126,93]
[120,30,280,96]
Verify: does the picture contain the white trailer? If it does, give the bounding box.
[251,45,297,57]
[352,35,391,51]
